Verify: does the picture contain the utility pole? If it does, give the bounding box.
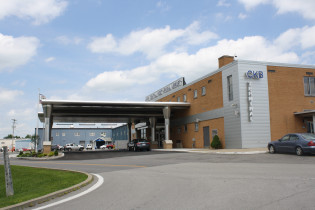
[11,119,17,152]
[35,89,40,152]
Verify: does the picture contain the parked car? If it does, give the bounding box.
[86,144,93,150]
[268,133,315,156]
[100,141,114,150]
[51,144,64,151]
[127,139,150,151]
[65,143,84,151]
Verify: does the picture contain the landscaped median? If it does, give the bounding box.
[0,165,92,209]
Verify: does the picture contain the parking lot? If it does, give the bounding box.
[2,150,315,209]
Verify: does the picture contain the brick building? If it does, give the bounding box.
[146,56,315,149]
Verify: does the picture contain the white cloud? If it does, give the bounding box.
[0,88,24,104]
[0,0,68,25]
[239,0,315,20]
[238,13,248,19]
[0,33,40,72]
[217,0,231,7]
[45,57,55,62]
[275,25,315,50]
[56,36,83,45]
[87,22,218,59]
[156,1,170,12]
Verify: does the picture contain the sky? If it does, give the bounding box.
[1,0,315,138]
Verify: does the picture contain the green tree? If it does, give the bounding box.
[25,134,32,139]
[211,135,222,149]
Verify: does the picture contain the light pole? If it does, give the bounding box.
[11,119,17,152]
[35,89,40,152]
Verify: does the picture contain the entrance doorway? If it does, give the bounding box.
[203,126,210,148]
[307,121,314,133]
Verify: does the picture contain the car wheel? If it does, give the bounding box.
[269,145,275,154]
[296,146,303,156]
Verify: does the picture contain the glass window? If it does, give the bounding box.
[183,94,187,102]
[184,124,187,132]
[74,132,80,136]
[177,127,181,134]
[304,77,315,96]
[177,96,180,102]
[281,135,290,141]
[195,122,199,131]
[202,86,206,96]
[62,132,65,136]
[194,90,198,98]
[212,129,218,138]
[227,75,233,101]
[56,132,59,136]
[89,132,95,136]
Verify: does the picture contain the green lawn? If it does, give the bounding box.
[0,165,88,208]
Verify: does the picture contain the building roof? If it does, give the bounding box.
[39,100,190,124]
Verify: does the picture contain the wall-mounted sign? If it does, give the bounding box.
[145,77,186,101]
[245,70,263,79]
[247,82,253,122]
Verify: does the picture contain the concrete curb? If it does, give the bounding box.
[1,168,93,210]
[152,148,269,154]
[13,152,65,161]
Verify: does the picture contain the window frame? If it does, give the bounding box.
[201,86,206,96]
[183,94,187,102]
[304,76,315,96]
[194,89,198,99]
[227,75,233,101]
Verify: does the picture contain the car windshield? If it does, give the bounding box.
[300,133,315,140]
[138,139,148,143]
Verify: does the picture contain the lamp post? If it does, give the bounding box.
[11,119,16,152]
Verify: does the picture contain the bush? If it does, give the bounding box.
[211,135,222,149]
[19,151,23,156]
[31,152,37,157]
[54,150,58,156]
[48,151,55,157]
[37,153,45,157]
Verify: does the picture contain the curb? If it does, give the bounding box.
[1,168,94,210]
[13,153,65,161]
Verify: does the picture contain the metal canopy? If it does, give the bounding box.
[39,100,190,123]
[294,110,315,117]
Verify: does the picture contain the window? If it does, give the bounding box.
[194,90,198,98]
[184,124,187,132]
[101,132,106,137]
[212,129,218,138]
[177,96,181,102]
[227,75,233,101]
[74,132,80,136]
[177,127,181,134]
[202,86,206,96]
[56,132,59,136]
[62,132,65,136]
[304,77,315,96]
[141,129,146,139]
[89,132,95,136]
[195,122,199,131]
[183,94,187,102]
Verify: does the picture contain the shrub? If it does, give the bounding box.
[48,151,55,157]
[31,152,37,157]
[37,153,45,157]
[54,150,58,156]
[211,135,222,149]
[19,151,23,156]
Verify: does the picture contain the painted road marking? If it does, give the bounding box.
[11,161,147,168]
[33,173,104,210]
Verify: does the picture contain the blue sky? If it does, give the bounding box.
[1,0,315,138]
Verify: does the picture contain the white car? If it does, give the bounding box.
[86,144,92,150]
[100,145,107,149]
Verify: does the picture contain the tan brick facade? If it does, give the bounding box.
[158,71,225,148]
[268,65,315,140]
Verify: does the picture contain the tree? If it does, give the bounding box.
[25,134,32,139]
[3,134,20,139]
[211,135,222,149]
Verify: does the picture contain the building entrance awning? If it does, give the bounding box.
[294,110,315,117]
[38,100,190,123]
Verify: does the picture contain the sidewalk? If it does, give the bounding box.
[153,147,268,154]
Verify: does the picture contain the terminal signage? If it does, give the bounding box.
[145,77,186,101]
[245,70,263,79]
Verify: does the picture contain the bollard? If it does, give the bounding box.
[3,146,14,196]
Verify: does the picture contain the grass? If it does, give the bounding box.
[0,165,88,208]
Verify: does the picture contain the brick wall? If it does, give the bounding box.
[268,65,315,140]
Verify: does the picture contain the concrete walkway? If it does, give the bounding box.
[153,147,268,154]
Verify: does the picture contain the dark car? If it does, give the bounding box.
[127,139,150,151]
[268,133,315,156]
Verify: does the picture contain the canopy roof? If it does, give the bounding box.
[39,100,190,124]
